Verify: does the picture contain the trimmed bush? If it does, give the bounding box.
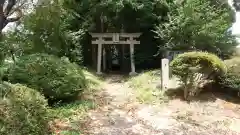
[170,51,226,99]
[171,51,226,78]
[6,53,87,101]
[218,57,240,93]
[0,83,49,135]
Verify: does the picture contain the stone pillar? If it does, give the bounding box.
[103,45,106,71]
[97,43,103,75]
[161,58,169,90]
[129,43,136,75]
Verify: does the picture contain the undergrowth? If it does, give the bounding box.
[83,69,104,91]
[49,69,102,135]
[127,70,168,104]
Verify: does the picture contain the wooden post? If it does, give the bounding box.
[92,44,96,69]
[97,38,103,75]
[161,58,169,90]
[103,45,106,71]
[129,37,136,75]
[120,44,125,72]
[107,45,111,71]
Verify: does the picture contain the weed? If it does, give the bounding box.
[127,70,168,104]
[50,100,96,119]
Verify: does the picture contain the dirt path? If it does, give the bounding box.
[83,75,240,135]
[84,75,165,135]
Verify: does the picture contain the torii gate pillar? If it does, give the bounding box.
[90,33,141,75]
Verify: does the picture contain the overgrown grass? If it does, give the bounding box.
[56,130,81,135]
[49,100,95,120]
[48,100,95,135]
[127,70,168,104]
[49,100,95,134]
[49,69,103,135]
[83,69,104,91]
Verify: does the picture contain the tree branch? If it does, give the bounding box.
[0,0,6,15]
[4,0,16,16]
[1,8,22,30]
[6,8,22,22]
[8,1,25,16]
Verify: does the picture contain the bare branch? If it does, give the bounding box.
[8,1,25,16]
[4,0,16,16]
[6,8,22,22]
[0,0,6,15]
[0,0,32,33]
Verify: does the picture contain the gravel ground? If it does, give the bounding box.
[84,75,240,135]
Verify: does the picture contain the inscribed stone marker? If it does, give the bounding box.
[161,58,169,90]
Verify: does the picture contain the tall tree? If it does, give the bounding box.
[155,0,236,58]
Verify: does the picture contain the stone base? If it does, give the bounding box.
[129,72,137,76]
[96,72,103,75]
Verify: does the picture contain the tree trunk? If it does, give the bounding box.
[0,2,5,37]
[183,72,213,100]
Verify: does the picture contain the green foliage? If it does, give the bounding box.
[224,57,240,74]
[170,51,226,99]
[2,0,165,69]
[171,51,226,79]
[7,53,87,101]
[127,70,167,104]
[0,83,49,135]
[50,100,95,120]
[218,57,240,91]
[59,130,82,135]
[3,0,235,70]
[155,0,236,58]
[62,0,168,67]
[218,72,240,91]
[0,35,18,67]
[82,69,104,91]
[62,0,166,32]
[3,1,84,64]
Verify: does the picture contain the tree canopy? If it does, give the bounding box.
[155,0,236,58]
[1,0,237,67]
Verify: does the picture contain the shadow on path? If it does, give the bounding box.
[83,75,240,135]
[83,75,164,135]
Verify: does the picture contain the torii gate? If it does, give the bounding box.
[89,33,141,75]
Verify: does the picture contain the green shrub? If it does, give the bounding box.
[7,53,87,101]
[0,58,14,81]
[0,83,49,135]
[155,0,236,58]
[218,57,240,92]
[171,51,226,78]
[170,51,226,99]
[224,57,240,74]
